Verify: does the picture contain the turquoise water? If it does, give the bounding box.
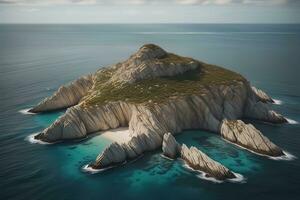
[0,24,300,200]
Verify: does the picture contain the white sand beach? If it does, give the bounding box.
[100,127,131,144]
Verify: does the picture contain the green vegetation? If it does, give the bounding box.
[81,61,245,107]
[159,53,194,64]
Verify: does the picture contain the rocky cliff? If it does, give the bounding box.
[29,75,93,113]
[30,44,288,177]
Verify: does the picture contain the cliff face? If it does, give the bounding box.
[30,44,288,179]
[162,133,180,159]
[29,75,93,113]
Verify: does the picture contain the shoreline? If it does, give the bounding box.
[27,127,131,145]
[222,138,296,161]
[26,133,51,145]
[19,108,36,115]
[180,159,245,183]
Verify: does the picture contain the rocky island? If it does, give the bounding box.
[30,44,288,181]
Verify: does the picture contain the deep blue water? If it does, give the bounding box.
[0,24,300,200]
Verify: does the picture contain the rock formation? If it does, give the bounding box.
[109,44,199,84]
[251,86,274,103]
[30,44,288,174]
[220,119,283,156]
[162,133,236,180]
[29,75,93,113]
[162,133,181,159]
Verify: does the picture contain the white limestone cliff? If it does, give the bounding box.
[29,75,93,113]
[30,44,288,172]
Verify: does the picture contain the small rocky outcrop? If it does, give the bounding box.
[162,133,181,159]
[220,119,284,156]
[161,133,235,180]
[89,142,126,169]
[181,144,236,180]
[244,100,287,124]
[251,86,274,103]
[30,44,288,174]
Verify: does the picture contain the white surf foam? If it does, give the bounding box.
[228,172,246,183]
[160,154,175,161]
[181,162,222,183]
[19,108,36,115]
[269,151,297,161]
[82,160,129,174]
[182,161,244,184]
[223,138,296,161]
[26,133,51,145]
[286,118,299,124]
[196,171,223,184]
[273,99,283,105]
[82,164,115,174]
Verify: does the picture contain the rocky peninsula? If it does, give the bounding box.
[30,44,288,181]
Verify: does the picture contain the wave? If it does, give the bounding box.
[181,160,244,183]
[273,99,283,105]
[223,138,296,161]
[269,151,297,161]
[286,118,299,124]
[228,172,246,183]
[160,154,175,161]
[26,133,51,145]
[18,108,36,115]
[196,171,223,184]
[82,164,115,174]
[82,159,130,174]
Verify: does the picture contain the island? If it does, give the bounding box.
[29,44,288,181]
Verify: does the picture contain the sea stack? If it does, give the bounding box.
[30,44,287,175]
[162,133,236,181]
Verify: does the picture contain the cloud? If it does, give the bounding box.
[0,0,98,5]
[0,0,298,5]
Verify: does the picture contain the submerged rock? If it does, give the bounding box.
[30,44,288,173]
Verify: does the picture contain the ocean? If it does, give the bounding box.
[0,24,299,200]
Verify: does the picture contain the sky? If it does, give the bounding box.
[0,0,299,24]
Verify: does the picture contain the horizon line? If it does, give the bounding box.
[1,22,300,25]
